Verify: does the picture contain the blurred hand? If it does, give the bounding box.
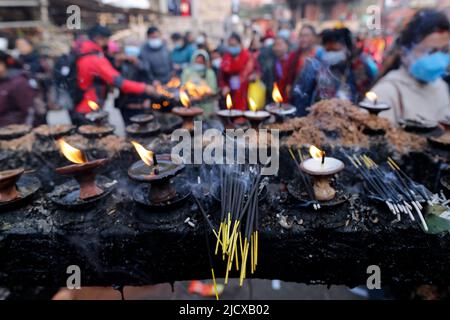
[145,85,156,96]
[152,80,161,87]
[221,87,230,96]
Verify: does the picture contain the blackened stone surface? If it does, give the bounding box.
[0,143,450,288]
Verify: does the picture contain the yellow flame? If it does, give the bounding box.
[272,83,283,104]
[87,100,100,111]
[226,94,233,110]
[166,77,181,88]
[309,145,325,160]
[57,139,87,164]
[248,97,257,112]
[180,90,190,108]
[131,141,154,167]
[365,91,378,103]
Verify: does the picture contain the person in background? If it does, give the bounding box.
[371,9,450,124]
[181,49,218,117]
[259,36,289,103]
[139,26,173,85]
[281,25,320,99]
[219,32,255,111]
[210,49,222,77]
[171,32,190,76]
[0,51,36,126]
[73,25,156,123]
[277,21,292,42]
[196,32,210,53]
[15,37,50,125]
[292,27,377,116]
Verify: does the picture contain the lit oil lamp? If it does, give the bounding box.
[125,114,161,138]
[359,91,391,116]
[244,97,270,129]
[171,90,204,130]
[216,94,244,128]
[128,141,185,204]
[54,139,108,200]
[79,100,115,138]
[265,83,296,118]
[300,145,344,201]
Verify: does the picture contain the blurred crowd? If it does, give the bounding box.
[1,8,450,128]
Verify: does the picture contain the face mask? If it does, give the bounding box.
[192,63,206,72]
[227,46,241,56]
[174,43,182,50]
[322,50,347,66]
[278,29,291,40]
[409,52,450,83]
[264,38,275,47]
[148,38,163,49]
[212,58,222,69]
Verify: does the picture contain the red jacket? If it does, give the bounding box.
[219,48,254,110]
[76,40,146,113]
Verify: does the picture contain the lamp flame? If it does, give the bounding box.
[87,100,100,111]
[226,94,233,110]
[248,97,257,112]
[365,91,378,104]
[57,139,87,164]
[309,145,325,160]
[180,90,190,108]
[272,83,283,104]
[131,141,155,167]
[166,77,181,88]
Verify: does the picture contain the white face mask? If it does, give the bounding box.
[322,50,347,66]
[212,58,222,69]
[148,38,163,49]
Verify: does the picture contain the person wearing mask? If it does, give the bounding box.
[210,49,222,77]
[219,33,255,111]
[371,9,450,124]
[171,32,190,75]
[277,21,292,42]
[281,25,320,98]
[74,25,156,121]
[181,49,218,117]
[259,36,289,103]
[139,26,173,85]
[0,51,36,126]
[196,32,210,52]
[292,28,377,116]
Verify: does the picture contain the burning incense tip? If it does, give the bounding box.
[57,138,87,164]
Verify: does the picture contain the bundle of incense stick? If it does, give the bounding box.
[215,165,261,286]
[347,154,430,231]
[288,147,321,210]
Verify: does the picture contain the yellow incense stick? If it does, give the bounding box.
[211,268,219,300]
[215,223,223,255]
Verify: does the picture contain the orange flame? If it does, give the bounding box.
[131,141,154,166]
[180,90,190,108]
[272,83,283,104]
[248,97,257,112]
[166,77,181,88]
[309,145,325,160]
[57,139,87,164]
[87,100,100,111]
[226,94,233,110]
[182,80,212,99]
[365,91,378,103]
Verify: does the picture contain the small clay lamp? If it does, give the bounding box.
[359,91,391,116]
[126,114,161,137]
[0,168,24,202]
[265,83,296,118]
[244,98,270,129]
[128,141,185,203]
[300,145,345,201]
[54,139,108,200]
[216,94,244,128]
[171,90,203,130]
[85,100,109,125]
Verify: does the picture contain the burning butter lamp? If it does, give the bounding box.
[79,101,115,138]
[300,145,344,201]
[244,97,270,129]
[171,90,204,130]
[55,139,108,200]
[128,141,185,204]
[265,83,296,117]
[359,91,391,116]
[216,94,244,128]
[85,100,109,124]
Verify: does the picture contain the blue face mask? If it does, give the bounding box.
[227,46,241,56]
[192,63,206,72]
[409,52,450,83]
